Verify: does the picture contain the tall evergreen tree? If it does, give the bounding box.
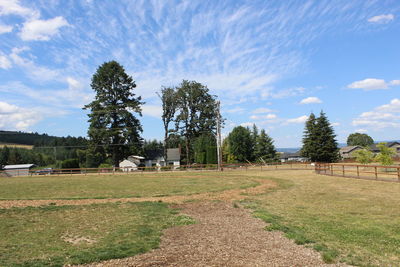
[301,111,339,162]
[84,61,143,167]
[255,129,277,162]
[301,112,317,160]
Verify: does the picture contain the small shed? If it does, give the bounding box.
[3,164,35,177]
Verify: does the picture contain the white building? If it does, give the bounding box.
[2,164,35,177]
[145,148,181,169]
[119,155,144,171]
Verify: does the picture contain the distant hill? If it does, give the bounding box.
[0,131,87,147]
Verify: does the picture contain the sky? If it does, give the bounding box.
[0,0,399,148]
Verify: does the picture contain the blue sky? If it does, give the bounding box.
[0,0,399,147]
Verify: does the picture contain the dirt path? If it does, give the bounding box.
[77,201,346,267]
[0,179,275,209]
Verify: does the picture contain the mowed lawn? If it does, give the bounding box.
[240,170,400,267]
[0,172,258,200]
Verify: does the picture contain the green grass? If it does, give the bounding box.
[0,202,195,267]
[240,170,400,266]
[0,172,259,200]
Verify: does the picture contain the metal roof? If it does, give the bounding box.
[339,146,362,153]
[3,164,35,169]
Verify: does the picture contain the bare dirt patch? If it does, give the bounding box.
[0,179,275,209]
[76,201,346,267]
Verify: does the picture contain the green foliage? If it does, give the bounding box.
[60,158,80,169]
[193,134,217,164]
[375,142,395,165]
[98,163,112,168]
[354,148,374,164]
[174,80,218,164]
[347,133,374,147]
[228,126,253,162]
[142,139,164,160]
[0,146,54,167]
[254,129,277,162]
[301,111,339,162]
[84,61,143,167]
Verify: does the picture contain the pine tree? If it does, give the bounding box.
[301,111,339,162]
[301,113,317,160]
[255,129,277,162]
[84,61,143,167]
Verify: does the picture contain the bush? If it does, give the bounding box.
[60,158,80,169]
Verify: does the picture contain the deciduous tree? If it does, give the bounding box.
[347,133,374,147]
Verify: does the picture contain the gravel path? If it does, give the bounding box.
[0,179,275,209]
[77,201,347,267]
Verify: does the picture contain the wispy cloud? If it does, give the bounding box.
[368,14,394,23]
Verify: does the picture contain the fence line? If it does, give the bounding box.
[315,163,400,183]
[0,162,312,177]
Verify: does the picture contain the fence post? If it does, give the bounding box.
[342,165,345,177]
[397,167,400,182]
[330,164,333,175]
[357,165,359,178]
[375,166,378,180]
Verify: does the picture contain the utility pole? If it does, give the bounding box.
[216,101,223,171]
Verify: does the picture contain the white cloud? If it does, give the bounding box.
[0,0,39,18]
[0,24,12,34]
[389,80,400,86]
[299,96,322,104]
[352,99,400,129]
[347,78,400,90]
[0,101,41,130]
[355,129,367,133]
[0,53,11,69]
[142,104,162,118]
[19,16,69,41]
[368,14,394,23]
[331,122,340,127]
[250,114,277,120]
[286,115,308,124]
[252,107,274,114]
[240,122,254,127]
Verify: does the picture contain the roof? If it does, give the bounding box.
[339,146,362,153]
[370,142,400,151]
[4,164,35,170]
[128,155,145,160]
[167,148,180,161]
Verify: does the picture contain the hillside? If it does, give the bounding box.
[0,131,87,147]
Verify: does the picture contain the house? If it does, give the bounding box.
[145,148,181,169]
[339,146,364,159]
[280,151,308,163]
[370,142,400,156]
[3,164,35,177]
[119,155,145,171]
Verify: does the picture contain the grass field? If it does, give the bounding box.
[239,170,400,266]
[0,202,194,267]
[0,143,33,149]
[0,170,399,266]
[0,172,258,200]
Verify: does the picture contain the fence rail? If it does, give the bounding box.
[0,162,312,177]
[315,163,400,182]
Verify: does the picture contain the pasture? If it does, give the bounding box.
[0,170,399,266]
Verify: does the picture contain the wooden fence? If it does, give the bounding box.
[0,162,312,177]
[315,163,400,182]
